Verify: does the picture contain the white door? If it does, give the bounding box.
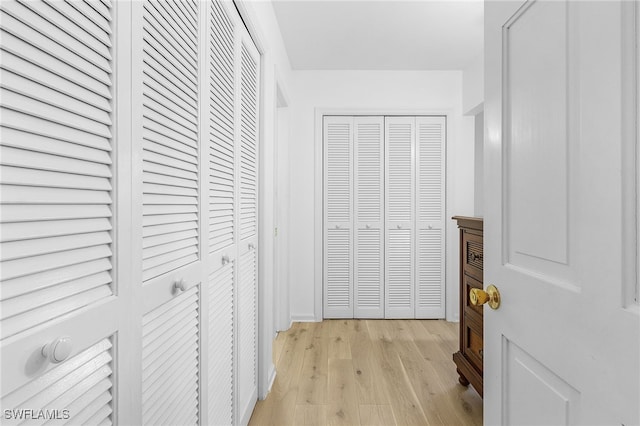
[136,0,202,424]
[485,1,639,425]
[208,0,237,423]
[354,117,385,318]
[237,30,260,426]
[415,116,446,318]
[1,0,119,423]
[385,116,416,318]
[324,116,354,318]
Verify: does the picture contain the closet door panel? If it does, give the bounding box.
[354,117,384,318]
[415,117,446,318]
[237,35,260,424]
[385,117,415,318]
[208,0,236,424]
[141,287,200,426]
[0,1,118,423]
[141,0,200,286]
[208,261,234,425]
[139,1,201,425]
[324,116,354,318]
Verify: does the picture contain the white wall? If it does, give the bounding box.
[237,0,293,400]
[463,53,484,115]
[289,70,475,322]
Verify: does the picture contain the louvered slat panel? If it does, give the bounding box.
[325,227,351,309]
[355,228,383,316]
[386,121,413,223]
[417,229,443,310]
[415,117,445,318]
[239,43,258,240]
[355,120,383,222]
[417,119,444,223]
[386,228,413,317]
[353,117,383,318]
[385,117,415,318]
[142,287,199,426]
[0,0,113,340]
[1,338,114,426]
[238,248,256,414]
[209,0,235,254]
[142,0,199,282]
[209,261,234,425]
[325,122,351,223]
[324,117,353,318]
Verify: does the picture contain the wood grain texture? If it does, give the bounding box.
[249,320,482,426]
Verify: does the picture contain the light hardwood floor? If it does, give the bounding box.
[249,320,482,426]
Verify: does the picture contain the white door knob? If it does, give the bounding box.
[174,278,187,292]
[428,225,433,230]
[397,225,402,229]
[248,243,255,251]
[222,254,230,265]
[42,336,72,364]
[365,224,371,229]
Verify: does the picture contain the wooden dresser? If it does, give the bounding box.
[452,216,484,397]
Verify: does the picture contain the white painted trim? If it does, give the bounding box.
[291,314,320,323]
[274,66,292,333]
[238,387,259,426]
[314,107,459,322]
[465,101,484,117]
[112,1,134,423]
[234,0,269,55]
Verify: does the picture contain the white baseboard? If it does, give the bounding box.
[267,365,276,393]
[290,314,319,322]
[239,387,258,426]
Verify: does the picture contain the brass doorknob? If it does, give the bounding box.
[469,285,501,310]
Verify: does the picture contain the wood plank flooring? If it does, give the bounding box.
[249,320,482,426]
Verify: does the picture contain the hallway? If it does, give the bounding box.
[249,320,482,425]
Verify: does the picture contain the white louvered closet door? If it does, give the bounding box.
[0,1,119,424]
[237,28,260,425]
[324,116,354,318]
[415,117,446,318]
[208,0,236,424]
[354,117,384,318]
[137,1,202,424]
[384,117,416,319]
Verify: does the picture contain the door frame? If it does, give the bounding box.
[313,108,457,321]
[274,75,292,334]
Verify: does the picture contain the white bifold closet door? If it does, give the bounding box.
[354,117,385,318]
[136,0,260,424]
[237,20,261,426]
[385,116,446,319]
[1,0,261,423]
[324,116,354,318]
[137,0,202,424]
[384,117,416,318]
[324,116,385,319]
[208,0,236,424]
[1,1,119,424]
[414,117,446,318]
[323,115,445,319]
[208,1,260,424]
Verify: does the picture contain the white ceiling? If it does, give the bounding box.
[271,0,484,70]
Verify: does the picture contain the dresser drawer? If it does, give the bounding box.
[463,313,483,372]
[462,230,483,281]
